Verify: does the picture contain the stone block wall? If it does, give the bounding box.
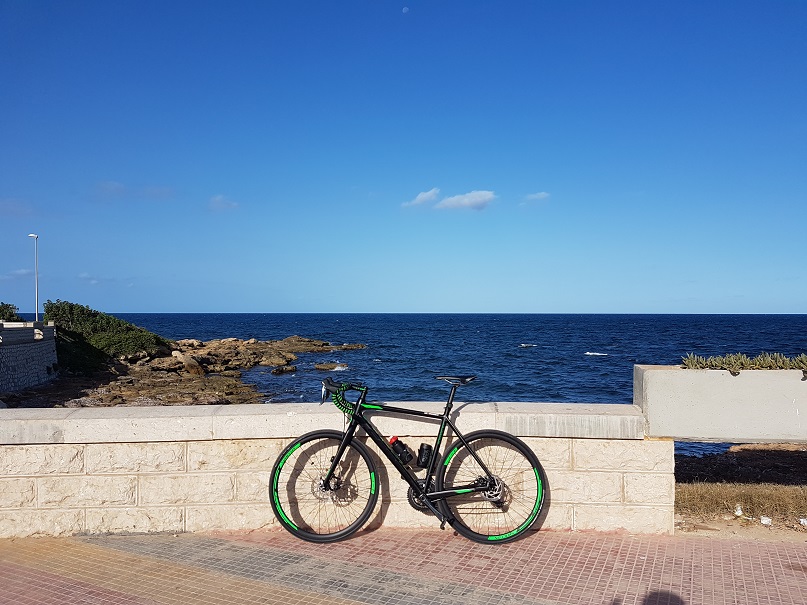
[0,402,674,538]
[0,322,58,394]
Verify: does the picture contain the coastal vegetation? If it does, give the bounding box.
[682,352,807,375]
[0,302,24,322]
[43,300,171,374]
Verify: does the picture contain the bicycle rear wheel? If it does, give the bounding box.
[436,430,545,544]
[270,430,378,543]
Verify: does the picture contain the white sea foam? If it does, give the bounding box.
[332,364,349,371]
[519,344,538,348]
[585,352,608,356]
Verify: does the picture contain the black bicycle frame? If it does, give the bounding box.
[322,384,496,524]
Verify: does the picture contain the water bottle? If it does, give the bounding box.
[389,436,413,464]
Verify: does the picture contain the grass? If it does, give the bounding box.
[676,483,807,521]
[675,445,807,526]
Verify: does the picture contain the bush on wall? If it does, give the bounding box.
[682,352,807,375]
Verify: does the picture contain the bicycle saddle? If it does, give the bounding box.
[436,375,476,385]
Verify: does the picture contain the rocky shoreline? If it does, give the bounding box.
[1,335,364,408]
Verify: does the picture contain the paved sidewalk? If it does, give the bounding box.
[0,528,805,605]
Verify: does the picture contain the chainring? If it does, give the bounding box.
[407,478,435,513]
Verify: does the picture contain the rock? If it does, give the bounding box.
[271,365,297,375]
[64,397,105,407]
[180,356,205,377]
[148,357,184,372]
[315,363,348,371]
[0,400,6,409]
[259,352,296,366]
[123,397,165,407]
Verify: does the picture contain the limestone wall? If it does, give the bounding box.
[0,322,58,394]
[0,402,674,538]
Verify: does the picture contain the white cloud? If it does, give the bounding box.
[435,190,496,211]
[0,269,32,281]
[209,194,239,211]
[403,187,440,207]
[520,191,551,207]
[78,272,101,286]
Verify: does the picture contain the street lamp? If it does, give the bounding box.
[27,233,39,322]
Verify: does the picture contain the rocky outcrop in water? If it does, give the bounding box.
[3,336,365,408]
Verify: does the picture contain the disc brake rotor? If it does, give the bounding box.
[482,475,505,503]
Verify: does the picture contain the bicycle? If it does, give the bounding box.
[269,375,547,544]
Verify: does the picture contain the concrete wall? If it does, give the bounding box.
[0,322,58,394]
[635,365,807,443]
[0,402,674,538]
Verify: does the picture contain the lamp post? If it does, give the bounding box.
[27,233,39,322]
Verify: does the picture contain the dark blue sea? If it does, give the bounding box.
[115,314,807,456]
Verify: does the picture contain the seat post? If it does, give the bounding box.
[445,383,459,411]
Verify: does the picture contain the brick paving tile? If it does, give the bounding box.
[0,529,805,605]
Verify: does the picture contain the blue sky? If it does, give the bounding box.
[1,1,805,314]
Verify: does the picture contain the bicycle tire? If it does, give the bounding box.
[270,430,378,543]
[436,430,546,544]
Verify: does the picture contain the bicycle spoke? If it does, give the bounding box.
[438,431,545,543]
[270,431,378,542]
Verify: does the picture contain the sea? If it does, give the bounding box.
[109,313,807,457]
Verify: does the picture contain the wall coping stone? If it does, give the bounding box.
[0,402,645,445]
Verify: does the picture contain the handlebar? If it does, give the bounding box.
[320,377,366,405]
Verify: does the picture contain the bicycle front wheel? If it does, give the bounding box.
[436,430,546,544]
[270,430,378,543]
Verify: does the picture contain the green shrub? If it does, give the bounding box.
[0,302,24,322]
[43,300,171,373]
[682,352,807,376]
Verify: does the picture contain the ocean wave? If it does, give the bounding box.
[585,352,608,356]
